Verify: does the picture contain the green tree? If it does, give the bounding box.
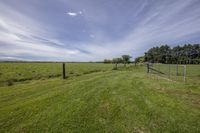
[104,59,112,64]
[122,55,132,67]
[112,58,122,69]
[135,56,144,64]
[143,44,200,64]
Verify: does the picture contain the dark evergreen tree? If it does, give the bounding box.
[144,44,200,64]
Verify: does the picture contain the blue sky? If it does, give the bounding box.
[0,0,200,61]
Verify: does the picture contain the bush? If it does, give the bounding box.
[112,67,118,70]
[7,80,14,86]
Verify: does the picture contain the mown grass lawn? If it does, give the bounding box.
[0,66,200,132]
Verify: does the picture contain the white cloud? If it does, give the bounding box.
[0,5,83,61]
[67,12,77,16]
[66,11,83,17]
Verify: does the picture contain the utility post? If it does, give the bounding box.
[62,63,66,79]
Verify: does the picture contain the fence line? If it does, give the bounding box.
[147,63,187,82]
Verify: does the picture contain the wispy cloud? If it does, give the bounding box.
[0,2,86,61]
[0,56,29,61]
[66,11,82,17]
[0,0,200,61]
[67,12,78,16]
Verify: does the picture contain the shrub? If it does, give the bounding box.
[7,80,14,86]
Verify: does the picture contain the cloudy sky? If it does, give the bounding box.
[0,0,200,61]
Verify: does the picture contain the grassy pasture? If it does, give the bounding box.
[0,63,115,86]
[0,63,200,132]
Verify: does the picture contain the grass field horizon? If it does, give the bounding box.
[0,63,200,132]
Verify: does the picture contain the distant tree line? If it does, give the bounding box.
[135,44,200,64]
[104,55,132,68]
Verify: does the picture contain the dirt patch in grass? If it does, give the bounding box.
[99,102,111,110]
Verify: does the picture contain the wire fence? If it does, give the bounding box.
[147,63,200,83]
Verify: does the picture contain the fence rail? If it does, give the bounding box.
[147,63,188,82]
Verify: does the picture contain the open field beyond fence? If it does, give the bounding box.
[0,63,200,132]
[149,64,200,83]
[0,63,115,86]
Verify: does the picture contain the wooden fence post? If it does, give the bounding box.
[176,63,178,76]
[184,65,186,82]
[168,64,170,79]
[62,63,66,79]
[147,64,149,73]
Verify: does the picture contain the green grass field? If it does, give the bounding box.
[0,63,114,86]
[0,63,200,132]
